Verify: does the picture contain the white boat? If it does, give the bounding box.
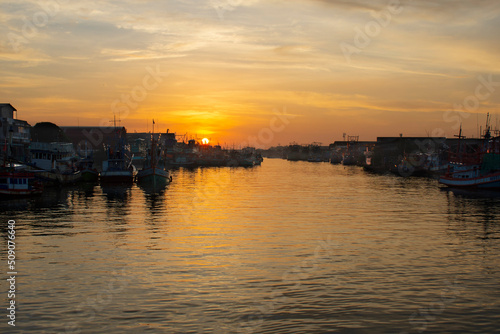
[29,142,82,185]
[0,164,43,197]
[439,164,500,188]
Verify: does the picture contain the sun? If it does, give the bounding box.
[202,138,210,145]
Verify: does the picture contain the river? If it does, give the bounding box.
[1,158,499,333]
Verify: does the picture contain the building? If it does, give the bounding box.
[61,126,128,170]
[370,136,447,172]
[0,103,31,163]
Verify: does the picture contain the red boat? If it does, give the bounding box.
[0,167,43,197]
[439,116,500,189]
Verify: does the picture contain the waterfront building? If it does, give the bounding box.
[0,103,31,163]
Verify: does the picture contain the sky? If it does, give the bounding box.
[1,0,500,147]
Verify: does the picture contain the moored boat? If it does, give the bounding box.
[137,123,171,187]
[342,153,357,166]
[0,165,42,197]
[100,119,135,184]
[137,166,170,185]
[439,165,500,188]
[330,150,343,164]
[28,142,82,186]
[439,117,500,189]
[78,142,99,182]
[80,165,99,182]
[100,154,135,183]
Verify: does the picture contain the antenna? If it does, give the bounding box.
[484,112,491,139]
[454,124,464,156]
[477,112,479,138]
[493,112,500,136]
[111,113,121,129]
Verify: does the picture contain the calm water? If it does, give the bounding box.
[1,159,500,333]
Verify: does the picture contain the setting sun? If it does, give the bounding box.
[202,138,210,145]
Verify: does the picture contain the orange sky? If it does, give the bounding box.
[2,0,500,147]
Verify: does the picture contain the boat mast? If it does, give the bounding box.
[454,124,464,159]
[151,119,156,169]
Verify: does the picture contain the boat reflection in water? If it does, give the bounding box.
[444,187,500,246]
[101,184,132,202]
[138,181,168,197]
[2,159,500,333]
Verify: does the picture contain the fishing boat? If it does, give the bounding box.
[255,153,264,165]
[307,143,327,162]
[342,135,360,166]
[169,154,196,168]
[79,157,99,182]
[287,144,302,161]
[100,119,135,183]
[137,121,171,187]
[1,132,42,197]
[330,150,343,164]
[0,165,43,197]
[100,146,135,183]
[78,141,99,182]
[439,117,500,189]
[238,147,261,167]
[342,153,357,166]
[29,142,82,185]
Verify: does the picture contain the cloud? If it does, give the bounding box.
[1,0,499,143]
[308,0,381,11]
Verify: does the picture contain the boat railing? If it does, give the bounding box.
[446,166,479,176]
[30,142,76,153]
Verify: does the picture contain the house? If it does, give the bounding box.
[0,103,31,163]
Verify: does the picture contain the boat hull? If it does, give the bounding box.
[238,159,255,167]
[33,170,82,186]
[100,171,134,184]
[81,169,99,182]
[0,170,43,197]
[137,167,170,186]
[0,188,42,197]
[439,171,500,189]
